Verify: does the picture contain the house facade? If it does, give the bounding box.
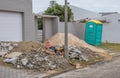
[0,0,36,41]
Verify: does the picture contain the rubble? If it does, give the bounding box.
[0,34,112,71]
[4,52,22,58]
[0,42,18,57]
[8,44,103,71]
[44,33,112,60]
[15,51,70,71]
[0,41,18,52]
[3,57,18,65]
[0,52,8,57]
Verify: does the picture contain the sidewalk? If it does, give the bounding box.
[0,66,47,78]
[52,57,120,78]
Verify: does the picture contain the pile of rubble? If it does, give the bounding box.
[16,52,70,71]
[44,33,111,60]
[0,41,18,52]
[1,33,111,71]
[4,44,71,71]
[5,45,102,71]
[0,42,18,57]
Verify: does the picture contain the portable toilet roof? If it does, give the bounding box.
[88,20,103,24]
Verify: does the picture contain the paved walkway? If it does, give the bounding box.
[1,57,120,78]
[0,66,47,78]
[52,57,120,78]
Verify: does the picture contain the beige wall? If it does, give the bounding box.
[58,22,85,40]
[42,16,59,41]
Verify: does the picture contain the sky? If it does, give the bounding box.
[32,0,120,13]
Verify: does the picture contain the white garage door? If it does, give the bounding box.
[0,11,22,41]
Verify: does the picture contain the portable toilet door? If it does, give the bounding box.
[84,20,103,46]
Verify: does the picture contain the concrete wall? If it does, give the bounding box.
[42,16,85,41]
[42,16,59,41]
[0,0,36,41]
[58,22,85,40]
[37,30,43,41]
[100,13,120,43]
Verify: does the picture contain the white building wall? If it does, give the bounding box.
[100,14,120,43]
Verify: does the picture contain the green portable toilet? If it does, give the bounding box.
[84,20,103,46]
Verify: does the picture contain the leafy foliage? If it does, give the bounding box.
[38,17,43,29]
[44,3,73,22]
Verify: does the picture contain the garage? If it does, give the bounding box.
[0,11,22,41]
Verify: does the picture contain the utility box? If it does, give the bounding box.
[84,20,103,46]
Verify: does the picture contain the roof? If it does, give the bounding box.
[99,12,118,16]
[42,15,58,18]
[69,5,101,20]
[88,20,103,24]
[34,14,58,18]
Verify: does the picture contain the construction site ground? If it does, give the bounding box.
[0,34,119,78]
[0,56,120,78]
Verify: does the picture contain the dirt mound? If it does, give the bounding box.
[44,33,112,60]
[12,41,42,52]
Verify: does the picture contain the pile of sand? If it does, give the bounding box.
[12,41,42,52]
[44,33,112,60]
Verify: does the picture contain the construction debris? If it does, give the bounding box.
[0,42,18,57]
[1,33,112,72]
[3,57,18,65]
[44,33,112,60]
[4,52,22,58]
[11,44,103,71]
[15,51,70,71]
[0,52,8,57]
[0,41,18,52]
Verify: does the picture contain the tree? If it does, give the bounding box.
[38,17,43,29]
[44,3,73,22]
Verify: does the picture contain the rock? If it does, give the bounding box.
[70,47,82,54]
[8,46,14,51]
[79,55,89,62]
[36,57,44,61]
[3,57,18,64]
[48,63,57,70]
[46,50,55,55]
[69,52,79,59]
[13,43,18,47]
[27,63,34,69]
[21,58,28,66]
[16,65,22,69]
[0,52,8,57]
[75,63,81,69]
[0,42,18,52]
[44,56,49,61]
[4,52,22,58]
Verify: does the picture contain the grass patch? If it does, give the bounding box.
[99,43,120,52]
[69,56,103,66]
